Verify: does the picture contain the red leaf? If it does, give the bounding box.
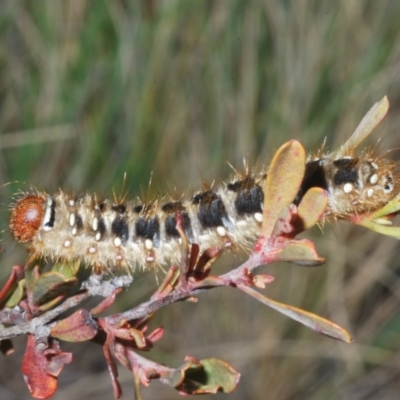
[22,335,72,399]
[50,309,98,342]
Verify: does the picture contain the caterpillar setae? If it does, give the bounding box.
[8,150,397,272]
[8,98,399,272]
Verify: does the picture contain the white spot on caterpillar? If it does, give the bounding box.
[145,239,153,250]
[116,254,123,261]
[114,237,122,247]
[69,199,75,207]
[88,246,96,254]
[367,188,374,198]
[343,183,353,193]
[254,213,263,223]
[72,227,77,236]
[92,217,98,231]
[69,213,75,227]
[64,240,72,248]
[370,174,379,185]
[146,256,155,262]
[217,226,226,237]
[371,162,378,169]
[95,232,101,241]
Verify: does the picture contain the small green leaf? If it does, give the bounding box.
[351,194,400,239]
[276,239,325,266]
[4,279,26,308]
[31,272,79,306]
[178,357,240,395]
[357,218,400,239]
[50,261,81,279]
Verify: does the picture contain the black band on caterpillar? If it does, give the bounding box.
[9,153,398,271]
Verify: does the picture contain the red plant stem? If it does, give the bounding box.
[105,243,273,326]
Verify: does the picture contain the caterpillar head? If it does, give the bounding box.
[10,195,46,242]
[323,156,397,217]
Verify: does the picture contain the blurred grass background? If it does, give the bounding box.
[1,1,400,399]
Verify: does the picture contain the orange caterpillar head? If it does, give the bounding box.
[10,195,45,242]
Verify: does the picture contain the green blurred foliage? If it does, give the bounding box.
[1,1,400,399]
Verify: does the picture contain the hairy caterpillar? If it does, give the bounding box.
[8,97,399,272]
[8,149,397,272]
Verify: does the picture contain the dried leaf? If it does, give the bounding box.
[240,285,353,343]
[22,335,72,399]
[297,187,328,231]
[276,239,325,266]
[333,96,389,158]
[50,309,98,342]
[0,266,25,308]
[262,140,306,237]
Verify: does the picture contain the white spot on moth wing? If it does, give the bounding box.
[370,174,379,185]
[343,183,353,193]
